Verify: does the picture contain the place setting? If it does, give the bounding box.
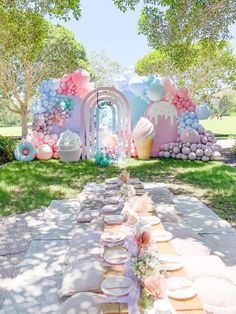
[101,276,135,297]
[103,247,130,265]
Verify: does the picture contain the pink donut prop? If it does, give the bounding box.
[144,101,178,156]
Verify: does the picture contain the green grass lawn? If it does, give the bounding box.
[0,159,235,226]
[0,126,21,137]
[201,116,236,138]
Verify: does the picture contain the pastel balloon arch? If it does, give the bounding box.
[14,67,222,163]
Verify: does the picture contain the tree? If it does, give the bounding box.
[113,1,236,52]
[88,51,123,87]
[0,9,90,136]
[1,0,81,20]
[135,42,236,103]
[210,95,236,118]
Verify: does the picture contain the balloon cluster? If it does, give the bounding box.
[115,68,170,103]
[171,88,196,114]
[32,102,72,135]
[57,69,93,98]
[26,132,59,160]
[95,150,112,167]
[31,79,61,115]
[159,127,221,161]
[177,111,200,135]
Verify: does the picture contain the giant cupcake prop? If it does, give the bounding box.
[132,117,155,160]
[57,129,82,162]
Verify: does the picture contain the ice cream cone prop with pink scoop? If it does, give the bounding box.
[132,117,155,160]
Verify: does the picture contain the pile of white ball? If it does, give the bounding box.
[159,127,222,161]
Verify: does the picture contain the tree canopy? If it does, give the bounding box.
[0,7,90,135]
[135,42,236,102]
[88,51,123,87]
[113,1,236,50]
[0,0,81,20]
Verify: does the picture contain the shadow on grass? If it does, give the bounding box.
[0,158,235,217]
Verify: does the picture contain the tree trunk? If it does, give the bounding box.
[21,112,28,137]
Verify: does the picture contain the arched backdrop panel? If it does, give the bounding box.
[81,87,131,160]
[144,101,178,156]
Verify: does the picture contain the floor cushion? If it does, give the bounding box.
[155,203,182,223]
[194,276,236,314]
[164,223,211,256]
[58,258,104,298]
[58,292,103,314]
[181,255,227,281]
[77,210,100,223]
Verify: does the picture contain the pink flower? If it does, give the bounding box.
[144,276,163,297]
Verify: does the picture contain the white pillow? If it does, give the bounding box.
[58,292,103,314]
[194,276,236,314]
[58,258,104,298]
[77,210,100,223]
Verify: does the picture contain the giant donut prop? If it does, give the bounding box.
[14,142,36,162]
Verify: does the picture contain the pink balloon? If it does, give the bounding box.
[62,74,70,83]
[37,132,44,140]
[51,134,58,141]
[177,88,188,98]
[72,69,90,87]
[37,144,53,160]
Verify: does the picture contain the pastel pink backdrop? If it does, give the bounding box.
[144,101,178,156]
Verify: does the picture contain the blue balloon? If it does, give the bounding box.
[195,104,212,120]
[146,80,165,101]
[186,118,193,125]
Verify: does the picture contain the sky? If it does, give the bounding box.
[52,0,236,67]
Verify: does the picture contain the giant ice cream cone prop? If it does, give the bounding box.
[132,117,155,160]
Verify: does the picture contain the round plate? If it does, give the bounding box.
[158,254,183,271]
[102,204,120,213]
[140,216,161,225]
[105,190,119,197]
[104,215,124,224]
[101,231,126,243]
[167,278,197,300]
[152,231,172,242]
[101,276,134,296]
[105,196,120,205]
[135,189,146,195]
[105,178,119,185]
[103,248,130,264]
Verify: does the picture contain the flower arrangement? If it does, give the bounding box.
[119,170,130,184]
[132,250,161,281]
[131,193,154,215]
[120,183,136,200]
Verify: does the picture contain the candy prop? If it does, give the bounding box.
[158,126,221,161]
[14,142,36,162]
[132,117,155,160]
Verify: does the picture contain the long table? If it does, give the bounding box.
[102,205,206,314]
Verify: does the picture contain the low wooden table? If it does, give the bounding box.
[102,211,206,314]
